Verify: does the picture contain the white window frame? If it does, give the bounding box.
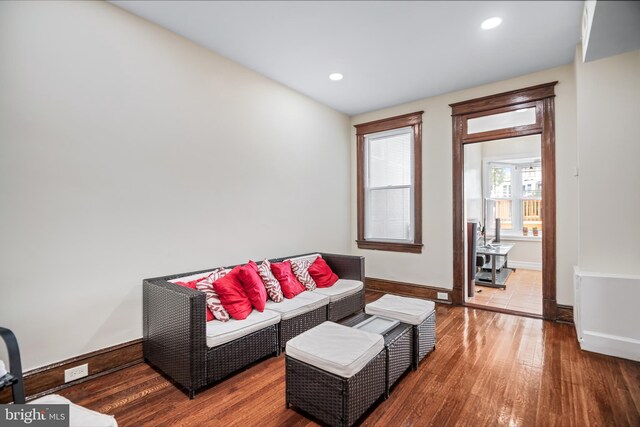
[363,126,415,243]
[484,156,542,238]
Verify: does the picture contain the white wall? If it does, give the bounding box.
[351,64,578,305]
[463,143,483,223]
[500,239,542,269]
[575,48,640,275]
[0,1,351,370]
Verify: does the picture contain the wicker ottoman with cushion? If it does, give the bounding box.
[342,312,413,397]
[285,322,386,427]
[365,294,436,369]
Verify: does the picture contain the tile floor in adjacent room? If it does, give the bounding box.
[467,268,542,315]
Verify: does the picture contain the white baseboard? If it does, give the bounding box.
[579,330,640,362]
[508,260,542,271]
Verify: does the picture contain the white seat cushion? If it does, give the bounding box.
[30,394,118,427]
[286,321,384,378]
[265,291,329,320]
[365,294,435,325]
[205,309,281,348]
[314,279,363,302]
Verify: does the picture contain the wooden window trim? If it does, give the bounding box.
[355,111,424,253]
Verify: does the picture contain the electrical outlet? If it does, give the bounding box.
[437,292,448,300]
[64,363,88,383]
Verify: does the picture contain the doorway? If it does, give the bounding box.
[464,135,543,315]
[450,82,559,320]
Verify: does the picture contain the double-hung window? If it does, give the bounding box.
[355,112,423,253]
[365,127,414,241]
[485,159,542,237]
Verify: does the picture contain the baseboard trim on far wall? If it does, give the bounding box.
[0,338,143,404]
[508,261,542,271]
[365,277,452,304]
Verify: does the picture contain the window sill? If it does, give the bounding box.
[356,240,423,254]
[493,235,542,242]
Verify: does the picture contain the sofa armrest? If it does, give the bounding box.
[320,253,365,282]
[143,279,207,394]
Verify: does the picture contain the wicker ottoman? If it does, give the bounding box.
[342,312,412,397]
[365,294,436,370]
[285,322,386,427]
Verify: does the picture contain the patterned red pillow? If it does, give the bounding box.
[213,266,254,320]
[175,278,215,322]
[289,258,317,291]
[271,260,306,299]
[257,259,284,302]
[196,269,231,322]
[308,257,339,288]
[238,261,268,312]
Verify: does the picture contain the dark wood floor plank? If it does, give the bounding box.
[57,292,640,427]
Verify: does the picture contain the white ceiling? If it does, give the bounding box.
[111,1,583,116]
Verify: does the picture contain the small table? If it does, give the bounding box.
[476,243,515,289]
[342,313,412,397]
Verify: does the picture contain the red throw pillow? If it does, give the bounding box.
[212,266,253,320]
[270,260,305,299]
[308,257,339,288]
[175,278,215,322]
[238,261,268,312]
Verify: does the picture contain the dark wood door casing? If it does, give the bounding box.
[450,82,558,320]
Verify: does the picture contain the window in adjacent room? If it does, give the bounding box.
[485,159,542,237]
[354,111,423,253]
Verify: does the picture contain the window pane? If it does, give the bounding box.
[489,165,512,198]
[467,107,536,134]
[486,199,513,230]
[521,164,542,198]
[365,187,411,240]
[367,130,412,187]
[523,199,543,234]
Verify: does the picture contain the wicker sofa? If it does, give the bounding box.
[142,252,364,398]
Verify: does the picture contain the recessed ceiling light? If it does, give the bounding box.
[481,17,502,30]
[329,73,343,81]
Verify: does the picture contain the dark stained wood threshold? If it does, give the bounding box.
[365,277,451,304]
[0,338,143,403]
[465,302,543,320]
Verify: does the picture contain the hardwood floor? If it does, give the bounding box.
[58,291,640,426]
[468,269,543,315]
